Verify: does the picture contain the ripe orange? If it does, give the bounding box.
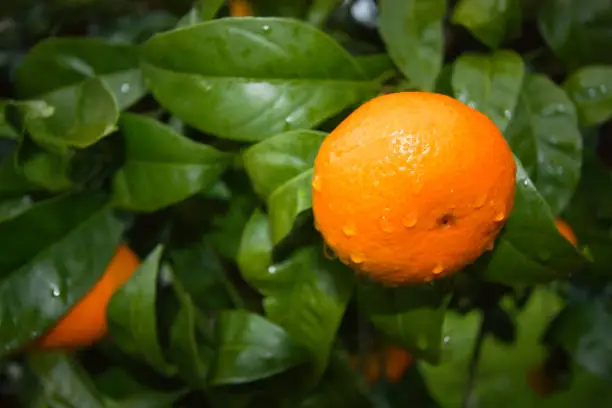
[229,0,253,17]
[312,92,516,284]
[35,245,140,350]
[350,345,412,384]
[554,218,577,247]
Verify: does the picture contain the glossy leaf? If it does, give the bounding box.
[268,169,313,244]
[451,0,522,49]
[237,209,274,292]
[505,74,582,215]
[28,352,106,408]
[113,390,188,408]
[0,153,38,198]
[478,161,585,284]
[378,0,446,91]
[354,54,396,81]
[243,129,326,199]
[358,280,447,363]
[107,245,175,376]
[141,18,378,141]
[177,0,224,28]
[263,246,355,375]
[16,141,74,192]
[563,65,612,126]
[15,37,146,110]
[538,0,612,69]
[307,0,343,27]
[0,193,123,357]
[420,289,563,408]
[0,195,33,222]
[0,102,18,140]
[451,50,525,132]
[209,310,309,385]
[23,77,119,151]
[111,113,231,212]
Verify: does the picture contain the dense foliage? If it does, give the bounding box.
[1,0,612,407]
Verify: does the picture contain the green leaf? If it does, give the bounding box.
[0,193,123,357]
[16,140,74,192]
[107,245,175,376]
[307,0,343,27]
[243,129,326,199]
[451,0,522,49]
[168,276,214,388]
[112,390,188,408]
[420,289,563,408]
[237,209,274,292]
[0,195,33,222]
[141,17,379,142]
[268,169,313,244]
[208,192,258,261]
[378,0,446,91]
[0,102,18,140]
[563,65,612,126]
[177,0,224,28]
[357,280,447,363]
[451,50,525,132]
[538,0,612,69]
[263,246,355,375]
[477,160,586,285]
[15,37,146,110]
[23,77,119,151]
[111,113,231,212]
[0,153,38,198]
[547,291,612,380]
[209,310,309,385]
[354,54,396,81]
[505,74,582,215]
[28,352,106,408]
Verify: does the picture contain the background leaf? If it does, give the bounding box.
[0,193,123,357]
[451,50,525,132]
[504,74,582,215]
[563,65,612,127]
[243,129,326,200]
[267,169,313,244]
[112,113,231,212]
[451,0,522,49]
[141,17,379,141]
[15,38,146,110]
[378,0,446,91]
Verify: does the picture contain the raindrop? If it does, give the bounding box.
[350,253,364,264]
[443,336,451,344]
[262,25,272,33]
[380,214,394,233]
[120,83,130,93]
[432,265,444,275]
[403,213,418,228]
[342,224,356,237]
[312,175,322,192]
[50,286,60,297]
[267,265,277,274]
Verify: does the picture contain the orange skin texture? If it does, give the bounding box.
[230,0,253,17]
[313,92,516,284]
[554,218,578,247]
[35,245,140,350]
[350,346,412,384]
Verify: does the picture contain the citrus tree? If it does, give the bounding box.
[1,0,612,407]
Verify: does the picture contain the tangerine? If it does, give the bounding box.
[554,218,578,247]
[312,92,516,284]
[35,244,140,350]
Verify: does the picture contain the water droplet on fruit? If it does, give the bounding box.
[474,194,487,208]
[485,241,495,251]
[350,253,364,264]
[403,213,418,228]
[432,265,444,275]
[312,175,321,192]
[494,212,506,222]
[342,224,356,237]
[380,214,394,232]
[323,242,337,260]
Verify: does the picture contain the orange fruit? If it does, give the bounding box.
[35,245,140,350]
[229,0,253,17]
[554,218,578,247]
[527,365,555,397]
[312,92,516,284]
[350,345,412,384]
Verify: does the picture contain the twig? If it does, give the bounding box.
[462,313,487,408]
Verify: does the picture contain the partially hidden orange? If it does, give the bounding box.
[35,244,140,350]
[312,92,516,284]
[350,345,412,384]
[229,0,253,17]
[554,218,578,247]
